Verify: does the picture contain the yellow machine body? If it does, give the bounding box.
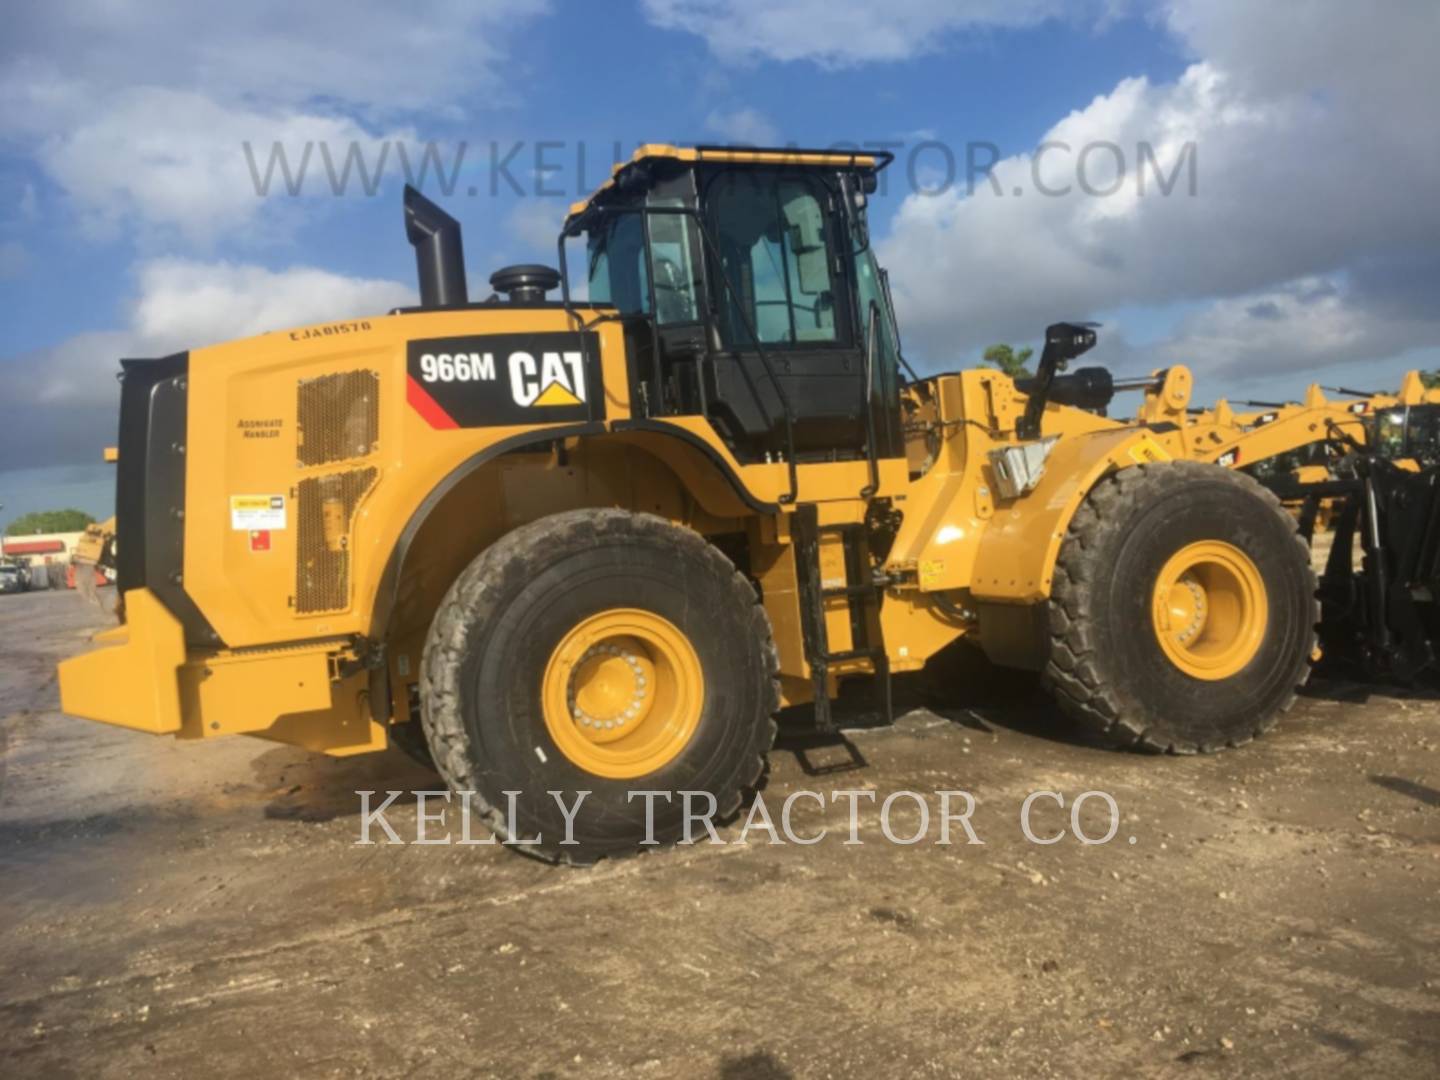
[56,301,1179,750]
[56,144,1417,755]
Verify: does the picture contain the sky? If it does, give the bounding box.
[2,0,1438,526]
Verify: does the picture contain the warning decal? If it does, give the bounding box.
[1127,436,1171,465]
[230,494,287,531]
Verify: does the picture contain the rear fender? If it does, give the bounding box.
[368,426,771,725]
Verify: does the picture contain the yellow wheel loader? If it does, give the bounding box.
[59,145,1321,861]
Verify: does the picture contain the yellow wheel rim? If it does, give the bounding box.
[1151,540,1268,680]
[541,608,704,779]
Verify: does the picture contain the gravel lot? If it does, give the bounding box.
[2,588,1438,1077]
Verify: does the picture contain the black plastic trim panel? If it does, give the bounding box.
[115,352,224,647]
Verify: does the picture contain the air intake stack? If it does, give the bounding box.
[403,184,468,308]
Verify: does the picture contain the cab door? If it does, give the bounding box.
[701,169,898,463]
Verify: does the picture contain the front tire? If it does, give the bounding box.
[421,509,779,863]
[1043,462,1317,753]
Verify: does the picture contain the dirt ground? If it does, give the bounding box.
[2,588,1438,1078]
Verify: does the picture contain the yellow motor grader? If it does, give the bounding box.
[61,145,1328,861]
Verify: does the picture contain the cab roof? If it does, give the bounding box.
[564,143,890,229]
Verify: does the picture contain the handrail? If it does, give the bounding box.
[860,300,881,499]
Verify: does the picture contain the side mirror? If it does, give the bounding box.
[1046,322,1098,365]
[1017,322,1102,440]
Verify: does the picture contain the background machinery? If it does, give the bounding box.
[1252,396,1440,683]
[60,145,1324,861]
[1140,374,1440,683]
[69,516,117,603]
[65,448,120,603]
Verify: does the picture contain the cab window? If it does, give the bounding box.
[647,200,703,326]
[854,246,900,398]
[1376,409,1407,458]
[587,212,648,315]
[709,172,842,348]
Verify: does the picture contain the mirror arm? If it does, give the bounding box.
[1016,322,1099,441]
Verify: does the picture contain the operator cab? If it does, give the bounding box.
[562,145,906,468]
[1375,404,1440,469]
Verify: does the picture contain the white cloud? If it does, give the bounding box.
[655,1,1440,384]
[21,330,151,409]
[705,106,781,145]
[30,88,409,244]
[505,199,569,260]
[0,1,551,243]
[3,1,550,120]
[130,260,415,355]
[878,1,1440,381]
[0,260,413,466]
[1148,274,1440,383]
[23,260,414,409]
[1162,0,1437,117]
[641,0,1084,65]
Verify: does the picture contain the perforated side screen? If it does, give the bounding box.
[295,466,378,613]
[296,370,379,467]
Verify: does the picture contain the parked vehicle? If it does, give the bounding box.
[0,564,30,595]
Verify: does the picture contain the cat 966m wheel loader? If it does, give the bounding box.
[58,145,1319,860]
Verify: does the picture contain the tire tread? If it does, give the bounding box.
[1041,461,1319,753]
[419,508,779,863]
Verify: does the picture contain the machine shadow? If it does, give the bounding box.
[250,743,439,823]
[1369,774,1440,809]
[1300,674,1440,705]
[772,642,1108,777]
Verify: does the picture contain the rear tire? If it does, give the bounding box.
[1043,462,1317,753]
[421,509,779,863]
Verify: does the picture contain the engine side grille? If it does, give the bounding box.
[297,370,379,467]
[295,466,378,613]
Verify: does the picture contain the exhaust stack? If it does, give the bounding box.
[403,184,468,308]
